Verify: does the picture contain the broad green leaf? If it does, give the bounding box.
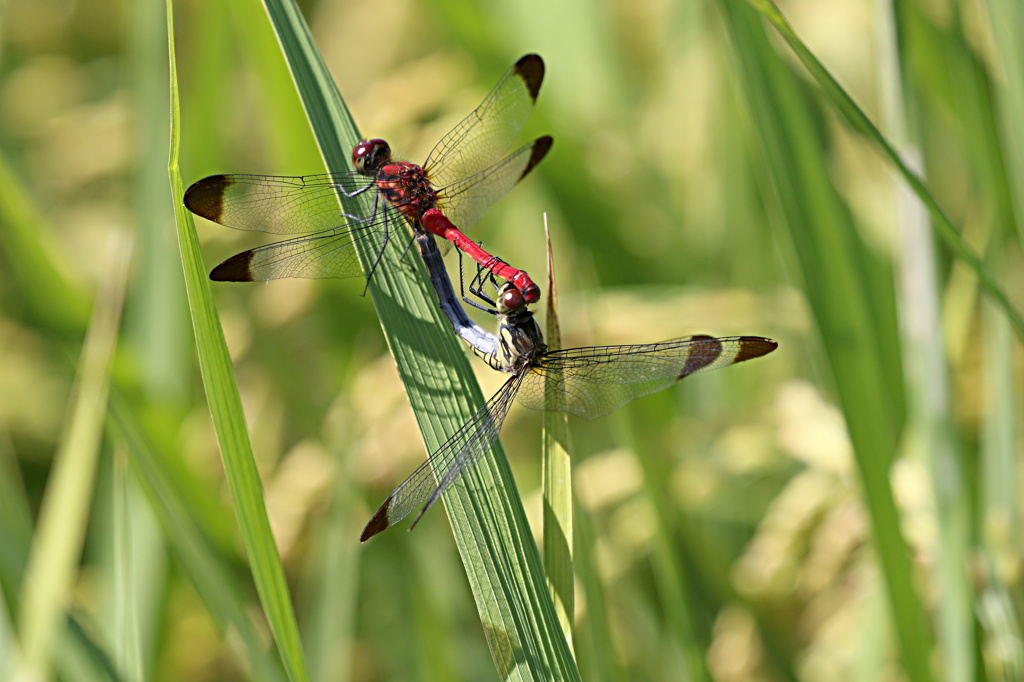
[258,0,579,677]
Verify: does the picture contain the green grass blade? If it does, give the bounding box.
[257,1,578,677]
[981,0,1024,244]
[542,220,574,653]
[746,0,1024,340]
[110,397,287,682]
[16,238,130,680]
[0,149,90,334]
[167,4,309,681]
[619,414,708,680]
[571,498,622,682]
[720,4,934,680]
[112,449,142,682]
[979,301,1022,676]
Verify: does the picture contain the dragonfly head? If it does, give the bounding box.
[497,283,529,314]
[352,139,392,175]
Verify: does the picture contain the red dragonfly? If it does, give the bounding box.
[184,55,549,302]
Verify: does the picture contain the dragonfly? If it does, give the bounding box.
[183,54,549,302]
[360,274,778,541]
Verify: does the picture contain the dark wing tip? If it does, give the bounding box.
[360,499,393,542]
[680,335,723,376]
[678,335,778,378]
[184,175,234,223]
[519,136,553,181]
[734,336,778,363]
[209,251,257,282]
[515,54,545,101]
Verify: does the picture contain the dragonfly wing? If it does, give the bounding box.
[516,336,777,419]
[184,172,375,235]
[360,373,525,541]
[209,227,375,281]
[424,55,545,191]
[439,136,552,234]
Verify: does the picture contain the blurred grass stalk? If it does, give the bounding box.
[981,0,1024,243]
[725,2,937,679]
[16,236,130,680]
[978,0,1024,673]
[0,10,291,676]
[746,0,1024,340]
[738,0,1024,677]
[875,0,972,678]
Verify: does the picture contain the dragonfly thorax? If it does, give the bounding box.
[374,163,439,223]
[497,308,545,372]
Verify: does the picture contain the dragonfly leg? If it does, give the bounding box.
[340,212,369,224]
[336,185,376,224]
[360,193,391,296]
[397,234,418,273]
[476,257,506,298]
[338,185,376,224]
[337,183,373,199]
[463,260,501,314]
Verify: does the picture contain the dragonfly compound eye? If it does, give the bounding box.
[352,138,391,174]
[498,286,527,313]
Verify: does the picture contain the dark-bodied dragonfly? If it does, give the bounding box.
[184,55,549,302]
[360,274,778,541]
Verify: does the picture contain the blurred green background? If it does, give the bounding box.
[1,0,1022,679]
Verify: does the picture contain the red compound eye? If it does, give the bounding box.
[351,138,390,173]
[499,287,526,312]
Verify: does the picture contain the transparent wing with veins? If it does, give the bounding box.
[184,172,374,235]
[360,373,525,541]
[185,172,394,281]
[515,336,778,418]
[435,136,552,237]
[424,54,545,194]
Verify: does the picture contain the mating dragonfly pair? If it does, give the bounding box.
[184,55,777,541]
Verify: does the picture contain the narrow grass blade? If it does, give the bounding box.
[110,397,287,682]
[745,0,1024,339]
[981,0,1024,244]
[979,300,1023,676]
[167,4,309,681]
[299,474,358,682]
[17,237,130,680]
[720,4,934,680]
[542,216,574,652]
[257,0,579,677]
[617,415,708,680]
[571,498,622,682]
[112,449,142,682]
[0,148,89,334]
